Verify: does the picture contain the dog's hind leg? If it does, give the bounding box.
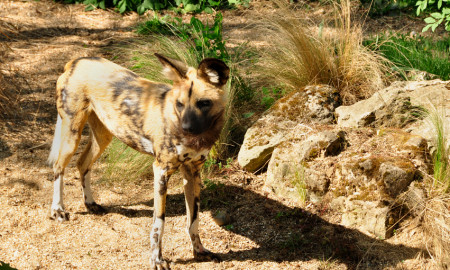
[49,111,88,221]
[76,113,113,214]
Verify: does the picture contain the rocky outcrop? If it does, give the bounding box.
[238,80,449,239]
[237,85,340,172]
[336,79,450,152]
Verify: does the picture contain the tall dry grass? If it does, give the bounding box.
[423,194,450,269]
[255,0,389,105]
[422,104,450,269]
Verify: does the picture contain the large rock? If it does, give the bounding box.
[264,129,347,203]
[238,84,340,172]
[336,79,450,152]
[265,127,431,238]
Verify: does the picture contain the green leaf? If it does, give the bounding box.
[431,23,439,32]
[442,8,450,15]
[183,3,199,12]
[204,7,213,14]
[424,17,437,23]
[98,0,106,9]
[118,0,127,13]
[438,0,443,8]
[242,112,255,119]
[431,12,443,19]
[422,24,433,32]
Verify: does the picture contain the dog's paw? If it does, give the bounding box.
[150,258,170,270]
[194,249,222,262]
[50,209,69,222]
[85,202,107,214]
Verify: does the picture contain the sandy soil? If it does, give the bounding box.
[0,0,436,269]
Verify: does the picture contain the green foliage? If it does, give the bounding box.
[260,86,284,110]
[138,14,228,62]
[364,33,450,80]
[416,0,450,31]
[427,107,449,192]
[58,0,249,14]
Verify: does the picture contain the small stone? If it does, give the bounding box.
[213,210,232,226]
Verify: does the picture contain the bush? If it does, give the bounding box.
[255,0,389,105]
[416,0,450,32]
[58,0,249,14]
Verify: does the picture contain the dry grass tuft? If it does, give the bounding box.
[255,0,390,105]
[423,193,450,269]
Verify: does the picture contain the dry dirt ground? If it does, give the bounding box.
[0,0,436,269]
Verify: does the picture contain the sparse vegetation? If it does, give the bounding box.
[292,166,308,203]
[100,138,154,183]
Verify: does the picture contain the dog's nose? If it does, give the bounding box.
[182,122,196,133]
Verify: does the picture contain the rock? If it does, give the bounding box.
[302,85,341,124]
[238,84,339,172]
[213,210,232,226]
[341,200,390,239]
[336,80,450,130]
[400,182,426,217]
[264,129,347,203]
[379,161,416,197]
[335,86,401,128]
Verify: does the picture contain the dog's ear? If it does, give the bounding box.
[155,53,188,83]
[197,58,230,88]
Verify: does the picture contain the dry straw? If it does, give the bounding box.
[255,0,390,105]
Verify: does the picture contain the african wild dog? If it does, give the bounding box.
[47,54,229,269]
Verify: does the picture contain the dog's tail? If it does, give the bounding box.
[47,113,62,167]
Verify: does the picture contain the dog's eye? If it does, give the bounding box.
[196,99,212,110]
[176,100,184,111]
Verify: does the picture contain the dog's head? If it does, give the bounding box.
[156,53,229,144]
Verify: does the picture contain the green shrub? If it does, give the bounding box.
[58,0,249,14]
[416,0,450,32]
[364,33,450,80]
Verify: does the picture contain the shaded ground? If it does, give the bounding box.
[0,0,436,269]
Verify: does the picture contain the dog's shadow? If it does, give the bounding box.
[99,182,423,269]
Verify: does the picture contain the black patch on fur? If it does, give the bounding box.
[188,82,193,98]
[110,71,143,102]
[192,197,199,221]
[159,175,168,195]
[153,232,159,242]
[81,170,90,188]
[69,57,102,77]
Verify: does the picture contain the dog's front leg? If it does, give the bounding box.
[150,161,177,270]
[181,163,220,262]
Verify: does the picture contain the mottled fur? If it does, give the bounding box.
[47,54,229,269]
